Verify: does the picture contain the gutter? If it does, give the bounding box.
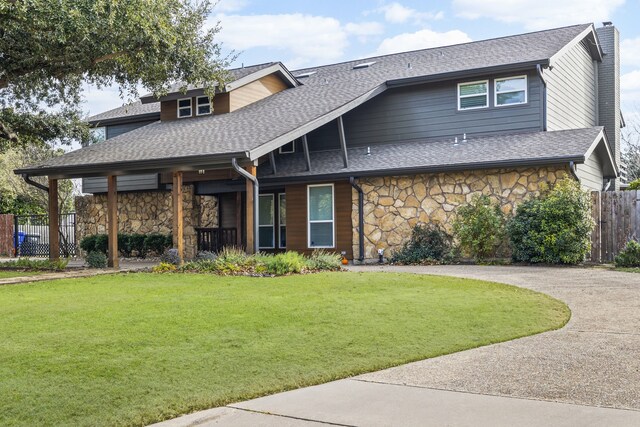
[536,64,547,131]
[22,174,49,193]
[569,161,580,180]
[231,158,259,254]
[349,177,365,262]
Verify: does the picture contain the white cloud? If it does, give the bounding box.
[373,29,471,56]
[214,0,248,13]
[374,2,444,24]
[622,70,640,92]
[453,0,624,30]
[621,70,640,115]
[345,21,384,37]
[621,37,640,69]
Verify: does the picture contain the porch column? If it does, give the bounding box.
[245,165,257,254]
[48,178,59,261]
[107,175,119,268]
[172,171,184,264]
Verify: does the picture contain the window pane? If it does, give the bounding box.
[280,141,295,153]
[496,77,526,93]
[309,186,333,221]
[310,223,333,247]
[259,226,274,248]
[459,82,486,96]
[198,105,210,115]
[279,195,286,225]
[497,91,525,105]
[178,107,191,117]
[259,195,274,226]
[197,96,210,105]
[279,226,286,248]
[178,99,191,108]
[460,95,487,109]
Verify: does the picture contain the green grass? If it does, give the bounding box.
[0,271,42,279]
[0,272,569,426]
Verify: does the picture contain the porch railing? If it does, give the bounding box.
[195,227,237,253]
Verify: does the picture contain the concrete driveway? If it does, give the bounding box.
[153,266,640,426]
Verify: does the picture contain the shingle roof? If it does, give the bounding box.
[258,127,608,180]
[22,24,594,177]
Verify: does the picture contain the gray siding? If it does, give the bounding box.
[576,151,604,191]
[340,71,542,148]
[82,121,160,194]
[546,40,597,131]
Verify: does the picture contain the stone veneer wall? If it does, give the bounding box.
[351,166,570,260]
[75,186,218,259]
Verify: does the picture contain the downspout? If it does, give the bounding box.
[231,158,259,254]
[22,174,49,193]
[536,64,547,131]
[569,161,580,181]
[349,177,365,262]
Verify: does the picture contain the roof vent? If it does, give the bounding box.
[353,61,376,70]
[294,71,316,78]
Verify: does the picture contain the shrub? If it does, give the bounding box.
[79,235,97,254]
[614,240,640,267]
[0,258,68,271]
[118,234,132,257]
[260,251,306,275]
[628,179,640,190]
[391,224,453,265]
[306,250,342,271]
[152,262,177,273]
[196,251,217,261]
[94,234,109,254]
[508,178,593,264]
[86,251,107,268]
[160,248,181,265]
[129,234,146,257]
[144,233,169,255]
[213,246,253,275]
[453,195,506,261]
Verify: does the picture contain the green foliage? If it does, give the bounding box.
[628,179,640,190]
[453,195,507,261]
[391,224,453,265]
[94,234,109,254]
[196,251,217,261]
[258,252,307,275]
[0,258,67,271]
[160,249,181,266]
[614,240,640,267]
[79,234,97,253]
[86,251,107,269]
[117,234,132,257]
[306,250,342,271]
[79,233,108,255]
[82,233,170,257]
[0,0,231,151]
[508,178,593,264]
[144,233,169,255]
[152,262,177,273]
[129,234,146,257]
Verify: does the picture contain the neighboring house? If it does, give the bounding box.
[16,23,622,264]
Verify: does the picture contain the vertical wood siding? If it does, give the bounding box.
[546,40,597,130]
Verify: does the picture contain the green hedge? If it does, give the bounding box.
[80,233,172,258]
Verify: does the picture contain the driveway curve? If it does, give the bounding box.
[351,265,640,410]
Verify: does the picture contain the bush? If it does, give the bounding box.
[79,235,97,254]
[614,240,640,267]
[628,179,640,190]
[152,262,177,273]
[160,248,181,265]
[508,178,593,264]
[259,251,306,275]
[0,258,68,271]
[306,250,342,271]
[80,234,108,254]
[213,246,253,275]
[94,234,109,254]
[453,195,506,261]
[144,233,170,255]
[196,251,217,261]
[86,251,107,268]
[129,234,146,257]
[118,234,132,257]
[391,224,453,265]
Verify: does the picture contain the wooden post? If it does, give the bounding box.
[172,171,184,264]
[48,178,59,261]
[245,165,257,254]
[107,175,118,268]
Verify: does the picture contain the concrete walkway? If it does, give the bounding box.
[152,265,640,426]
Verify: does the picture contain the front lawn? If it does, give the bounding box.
[0,271,42,279]
[0,272,569,426]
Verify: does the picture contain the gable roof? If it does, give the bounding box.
[20,23,598,178]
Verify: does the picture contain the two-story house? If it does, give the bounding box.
[16,23,621,265]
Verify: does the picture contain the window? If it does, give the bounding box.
[458,80,488,110]
[308,184,334,248]
[196,96,211,116]
[177,98,192,118]
[90,127,106,144]
[495,75,527,106]
[258,194,275,249]
[278,193,286,248]
[279,141,295,154]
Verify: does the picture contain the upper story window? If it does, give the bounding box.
[177,98,192,118]
[495,76,527,106]
[458,80,488,110]
[196,96,211,116]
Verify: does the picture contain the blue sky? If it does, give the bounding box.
[83,0,640,122]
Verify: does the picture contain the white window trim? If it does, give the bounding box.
[278,193,286,249]
[457,80,489,111]
[307,183,335,249]
[196,95,212,116]
[279,140,296,154]
[258,194,275,249]
[494,75,528,107]
[177,98,192,118]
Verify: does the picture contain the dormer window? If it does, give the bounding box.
[177,98,192,118]
[196,96,211,116]
[279,141,295,154]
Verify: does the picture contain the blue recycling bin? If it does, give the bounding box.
[16,231,25,246]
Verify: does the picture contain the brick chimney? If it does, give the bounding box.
[596,23,621,189]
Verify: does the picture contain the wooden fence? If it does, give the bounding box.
[0,214,14,257]
[591,190,640,263]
